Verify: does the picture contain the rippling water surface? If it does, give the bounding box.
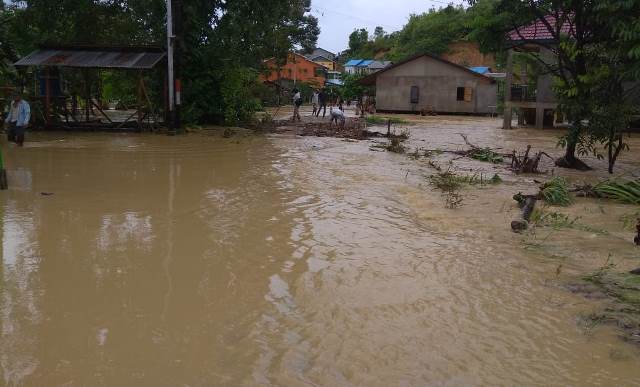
[1,119,640,386]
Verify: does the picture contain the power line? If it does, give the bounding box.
[311,6,400,30]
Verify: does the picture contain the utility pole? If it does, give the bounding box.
[166,0,175,134]
[173,0,183,133]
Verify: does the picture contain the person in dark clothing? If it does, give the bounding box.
[315,89,327,118]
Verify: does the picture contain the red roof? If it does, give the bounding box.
[507,14,574,42]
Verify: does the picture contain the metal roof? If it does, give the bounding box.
[357,60,374,67]
[14,47,166,69]
[469,66,490,74]
[345,59,363,67]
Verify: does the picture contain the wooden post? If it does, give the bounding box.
[503,49,514,129]
[0,147,7,190]
[137,72,144,129]
[45,67,51,127]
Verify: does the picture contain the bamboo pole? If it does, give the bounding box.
[0,147,8,190]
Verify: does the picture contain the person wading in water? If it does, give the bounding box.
[4,93,31,147]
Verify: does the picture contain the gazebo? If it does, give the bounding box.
[14,45,167,131]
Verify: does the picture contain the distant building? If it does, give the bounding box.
[261,53,327,87]
[325,71,343,86]
[305,48,340,72]
[360,53,497,114]
[345,59,392,75]
[503,16,566,129]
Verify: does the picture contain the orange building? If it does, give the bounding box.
[261,53,327,87]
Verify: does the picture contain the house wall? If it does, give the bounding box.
[535,47,557,104]
[314,59,336,71]
[261,54,326,87]
[375,56,497,114]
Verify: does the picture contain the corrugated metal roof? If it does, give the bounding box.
[469,66,490,74]
[345,59,363,67]
[15,47,166,69]
[357,60,374,67]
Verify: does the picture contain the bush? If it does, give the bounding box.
[541,177,573,206]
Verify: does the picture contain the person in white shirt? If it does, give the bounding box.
[329,106,345,127]
[4,93,31,147]
[292,88,302,121]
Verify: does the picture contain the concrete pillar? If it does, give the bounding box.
[502,49,514,129]
[535,107,544,129]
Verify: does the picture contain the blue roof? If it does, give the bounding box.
[469,66,490,74]
[345,59,363,66]
[357,60,374,67]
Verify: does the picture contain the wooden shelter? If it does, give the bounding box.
[14,45,167,131]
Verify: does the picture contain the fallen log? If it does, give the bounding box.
[511,193,538,232]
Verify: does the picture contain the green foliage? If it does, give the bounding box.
[594,179,640,205]
[365,116,408,125]
[389,5,469,60]
[220,67,262,126]
[541,177,573,206]
[339,73,368,101]
[3,0,320,125]
[342,2,503,62]
[348,28,369,53]
[470,148,503,163]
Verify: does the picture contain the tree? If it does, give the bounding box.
[583,0,640,173]
[348,28,369,53]
[2,0,320,125]
[469,0,639,170]
[373,26,385,41]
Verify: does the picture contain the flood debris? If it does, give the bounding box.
[635,219,640,246]
[511,193,537,232]
[540,177,573,206]
[510,145,552,174]
[511,178,573,232]
[429,167,502,209]
[570,267,640,346]
[458,134,504,164]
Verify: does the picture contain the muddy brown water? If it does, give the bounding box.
[1,116,640,386]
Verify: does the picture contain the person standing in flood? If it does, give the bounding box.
[315,88,327,118]
[4,93,30,147]
[292,88,302,122]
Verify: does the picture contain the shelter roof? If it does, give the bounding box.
[14,45,166,69]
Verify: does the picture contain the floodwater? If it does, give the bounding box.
[1,116,640,386]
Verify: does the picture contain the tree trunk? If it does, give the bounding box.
[555,139,591,170]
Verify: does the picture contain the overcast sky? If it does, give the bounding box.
[311,0,467,54]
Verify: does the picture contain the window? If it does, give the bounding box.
[410,86,419,104]
[457,87,473,102]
